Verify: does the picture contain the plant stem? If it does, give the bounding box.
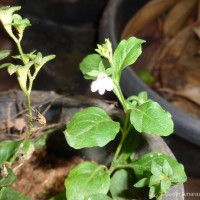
[113,111,131,161]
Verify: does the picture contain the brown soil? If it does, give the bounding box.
[12,148,83,200]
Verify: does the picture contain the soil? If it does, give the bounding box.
[12,147,83,200]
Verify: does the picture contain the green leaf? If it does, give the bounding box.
[65,162,110,200]
[0,140,21,165]
[110,169,135,200]
[132,152,187,185]
[80,54,102,80]
[151,161,162,176]
[40,54,56,66]
[134,177,148,188]
[64,107,120,149]
[0,167,16,187]
[0,187,30,200]
[0,50,11,60]
[113,37,145,78]
[0,6,21,25]
[130,100,174,136]
[86,194,112,200]
[160,179,171,194]
[163,160,173,176]
[12,14,31,34]
[7,64,22,75]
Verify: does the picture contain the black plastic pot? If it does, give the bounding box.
[99,0,200,177]
[0,90,184,199]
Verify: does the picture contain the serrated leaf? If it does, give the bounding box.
[65,162,110,200]
[80,54,101,79]
[110,169,135,199]
[0,50,11,60]
[0,140,21,164]
[64,107,120,149]
[113,37,145,76]
[86,194,112,200]
[0,167,16,187]
[0,187,30,200]
[130,100,174,136]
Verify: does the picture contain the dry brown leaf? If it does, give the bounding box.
[121,0,178,39]
[163,0,198,36]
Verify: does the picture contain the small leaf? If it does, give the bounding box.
[149,175,160,187]
[113,37,145,77]
[110,169,135,200]
[0,167,16,187]
[87,194,112,200]
[12,14,31,34]
[7,64,22,75]
[151,161,162,176]
[80,54,102,80]
[132,152,187,185]
[134,178,148,188]
[40,54,56,66]
[64,107,120,149]
[0,140,21,164]
[65,162,110,200]
[149,186,156,199]
[130,100,174,136]
[163,160,173,176]
[0,187,30,200]
[0,50,11,60]
[160,179,171,194]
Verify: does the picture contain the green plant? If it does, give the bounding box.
[63,38,187,200]
[0,6,55,198]
[0,5,186,200]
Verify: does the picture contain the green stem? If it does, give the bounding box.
[112,111,131,161]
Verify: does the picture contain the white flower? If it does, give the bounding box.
[91,72,114,95]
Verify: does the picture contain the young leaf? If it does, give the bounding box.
[0,50,11,60]
[113,37,145,77]
[134,177,148,188]
[0,167,16,187]
[12,14,31,34]
[0,187,30,200]
[0,140,21,164]
[64,107,120,149]
[86,194,112,200]
[130,100,174,136]
[80,54,102,80]
[132,152,187,185]
[65,162,110,200]
[110,169,135,199]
